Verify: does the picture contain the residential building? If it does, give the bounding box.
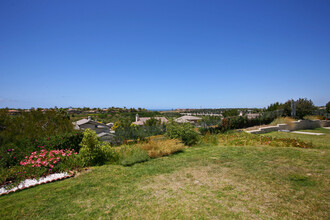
[132,114,168,126]
[73,116,111,134]
[175,115,202,124]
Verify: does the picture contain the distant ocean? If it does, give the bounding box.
[148,109,173,111]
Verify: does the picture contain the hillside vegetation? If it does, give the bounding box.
[1,128,329,219]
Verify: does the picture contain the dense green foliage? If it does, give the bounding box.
[266,102,283,111]
[0,109,74,146]
[222,109,239,117]
[165,121,199,146]
[326,101,330,113]
[295,98,316,119]
[266,98,316,119]
[79,129,118,166]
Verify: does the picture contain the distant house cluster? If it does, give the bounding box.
[73,116,114,143]
[131,114,203,126]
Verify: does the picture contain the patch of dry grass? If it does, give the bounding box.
[137,139,186,158]
[138,159,328,219]
[303,115,324,120]
[270,116,295,127]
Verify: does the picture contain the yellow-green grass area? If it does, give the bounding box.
[262,127,330,149]
[1,133,329,219]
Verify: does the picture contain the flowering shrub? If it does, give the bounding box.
[0,148,83,188]
[20,149,78,170]
[0,132,83,169]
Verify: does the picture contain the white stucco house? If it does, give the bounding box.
[132,114,168,126]
[175,115,202,124]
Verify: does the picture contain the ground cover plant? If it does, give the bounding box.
[262,127,330,149]
[0,128,328,219]
[216,131,313,149]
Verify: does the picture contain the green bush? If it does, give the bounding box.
[165,121,199,146]
[79,129,119,166]
[79,129,106,166]
[118,146,150,166]
[326,101,330,113]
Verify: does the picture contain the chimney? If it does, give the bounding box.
[136,114,139,122]
[88,116,91,120]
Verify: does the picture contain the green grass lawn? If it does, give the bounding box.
[1,130,329,219]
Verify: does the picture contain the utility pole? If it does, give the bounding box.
[291,99,296,118]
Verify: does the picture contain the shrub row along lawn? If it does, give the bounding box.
[0,129,329,219]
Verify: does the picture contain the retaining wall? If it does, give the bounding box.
[246,120,330,134]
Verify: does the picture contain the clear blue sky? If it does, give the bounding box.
[1,0,329,109]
